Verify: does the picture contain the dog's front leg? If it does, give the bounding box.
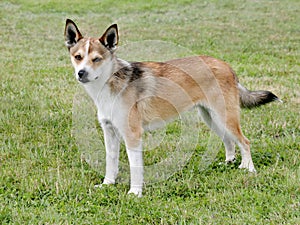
[125,140,144,197]
[101,120,120,185]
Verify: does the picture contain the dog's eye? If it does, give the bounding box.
[74,55,82,61]
[92,57,102,63]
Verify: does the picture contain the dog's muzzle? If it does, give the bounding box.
[77,69,89,83]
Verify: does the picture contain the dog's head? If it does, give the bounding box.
[64,19,119,83]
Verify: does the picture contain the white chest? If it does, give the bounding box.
[94,87,125,125]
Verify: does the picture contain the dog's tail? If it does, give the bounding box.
[238,83,281,109]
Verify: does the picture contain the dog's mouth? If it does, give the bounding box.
[78,77,90,83]
[78,76,99,83]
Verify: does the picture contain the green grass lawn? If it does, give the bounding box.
[1,0,299,224]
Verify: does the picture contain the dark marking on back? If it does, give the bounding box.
[112,62,144,82]
[130,62,144,82]
[113,66,132,80]
[110,61,146,95]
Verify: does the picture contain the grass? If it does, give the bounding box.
[0,0,299,224]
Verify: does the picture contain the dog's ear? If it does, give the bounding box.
[64,19,83,49]
[99,24,119,52]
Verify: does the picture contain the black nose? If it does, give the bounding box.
[78,69,87,78]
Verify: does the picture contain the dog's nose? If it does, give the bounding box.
[78,69,87,78]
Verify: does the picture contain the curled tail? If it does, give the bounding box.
[238,83,281,109]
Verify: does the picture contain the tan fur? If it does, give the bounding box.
[70,38,110,68]
[113,56,243,143]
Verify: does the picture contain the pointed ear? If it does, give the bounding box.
[99,24,119,52]
[64,19,83,49]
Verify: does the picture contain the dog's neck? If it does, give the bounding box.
[81,56,131,102]
[113,58,132,76]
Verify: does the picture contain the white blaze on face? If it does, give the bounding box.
[84,39,90,65]
[73,39,90,79]
[81,39,90,72]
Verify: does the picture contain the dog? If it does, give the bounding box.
[64,19,280,197]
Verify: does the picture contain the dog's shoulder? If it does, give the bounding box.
[108,60,152,94]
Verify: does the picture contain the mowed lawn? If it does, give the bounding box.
[0,0,299,224]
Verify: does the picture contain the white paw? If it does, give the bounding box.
[239,161,256,173]
[248,167,257,173]
[225,157,236,164]
[102,178,115,185]
[94,184,104,189]
[94,178,115,189]
[94,183,112,189]
[128,188,143,198]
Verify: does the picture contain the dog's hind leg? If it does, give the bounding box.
[213,105,255,172]
[236,138,255,172]
[198,105,255,172]
[221,110,256,172]
[197,105,236,163]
